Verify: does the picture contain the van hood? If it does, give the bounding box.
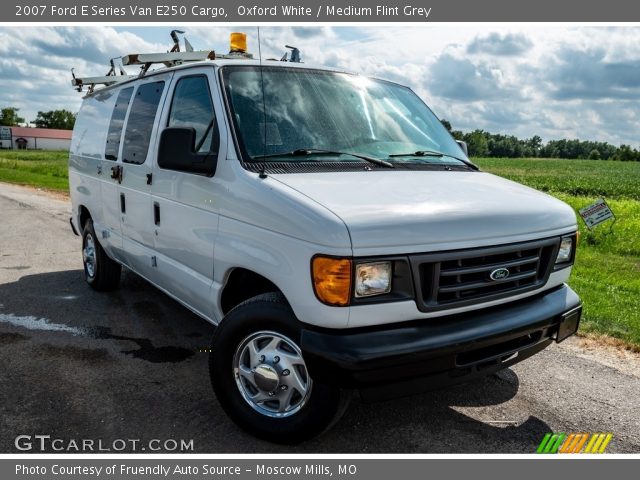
[270,171,577,253]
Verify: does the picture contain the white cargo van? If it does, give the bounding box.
[69,34,581,443]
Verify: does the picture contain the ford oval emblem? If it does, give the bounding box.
[490,267,510,281]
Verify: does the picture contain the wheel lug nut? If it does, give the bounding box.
[273,356,280,363]
[282,369,290,376]
[259,355,265,362]
[280,385,288,391]
[268,391,275,396]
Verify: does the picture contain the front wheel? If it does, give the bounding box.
[209,293,349,444]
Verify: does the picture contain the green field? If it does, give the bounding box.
[0,150,69,191]
[0,151,639,347]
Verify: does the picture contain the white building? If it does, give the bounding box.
[0,126,72,150]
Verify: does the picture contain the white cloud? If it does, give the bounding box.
[0,27,166,124]
[0,26,638,147]
[467,32,533,56]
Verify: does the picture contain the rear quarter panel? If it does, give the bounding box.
[69,90,117,236]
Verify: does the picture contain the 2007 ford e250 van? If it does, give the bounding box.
[69,33,581,443]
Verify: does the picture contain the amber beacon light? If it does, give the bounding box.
[312,256,352,306]
[230,32,247,53]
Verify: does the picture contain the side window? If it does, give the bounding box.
[167,75,218,153]
[104,87,133,160]
[122,81,165,164]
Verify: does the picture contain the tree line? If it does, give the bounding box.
[0,107,76,130]
[441,120,639,161]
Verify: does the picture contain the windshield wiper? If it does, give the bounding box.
[252,148,394,168]
[388,150,444,158]
[388,150,479,170]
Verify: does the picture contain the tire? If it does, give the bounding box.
[82,219,121,291]
[209,292,349,444]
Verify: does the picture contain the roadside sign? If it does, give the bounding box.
[0,126,11,141]
[579,198,615,229]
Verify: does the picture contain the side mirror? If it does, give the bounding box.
[157,127,217,176]
[456,140,468,156]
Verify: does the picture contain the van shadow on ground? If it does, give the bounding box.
[0,269,549,453]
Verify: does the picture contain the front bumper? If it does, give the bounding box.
[301,284,581,401]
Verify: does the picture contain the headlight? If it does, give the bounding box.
[556,236,574,263]
[355,261,392,298]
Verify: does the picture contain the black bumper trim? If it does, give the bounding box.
[301,285,581,400]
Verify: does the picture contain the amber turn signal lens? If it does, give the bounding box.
[312,257,352,306]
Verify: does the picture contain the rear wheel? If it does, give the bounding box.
[209,293,349,444]
[82,219,121,291]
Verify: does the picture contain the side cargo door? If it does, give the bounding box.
[98,86,134,262]
[149,68,225,320]
[118,74,171,279]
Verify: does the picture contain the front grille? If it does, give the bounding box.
[412,238,559,312]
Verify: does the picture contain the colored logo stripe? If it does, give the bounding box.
[572,433,590,453]
[537,433,613,454]
[537,433,552,453]
[560,433,576,453]
[537,433,566,453]
[584,433,613,453]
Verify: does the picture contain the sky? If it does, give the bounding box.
[0,25,638,147]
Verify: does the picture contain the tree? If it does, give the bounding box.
[32,109,76,130]
[615,144,637,161]
[464,130,489,157]
[526,135,543,157]
[440,119,465,140]
[440,119,453,132]
[423,119,636,161]
[0,107,25,126]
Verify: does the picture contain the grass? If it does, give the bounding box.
[0,150,69,191]
[0,151,638,347]
[476,158,640,347]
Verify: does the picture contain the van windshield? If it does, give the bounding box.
[221,66,466,166]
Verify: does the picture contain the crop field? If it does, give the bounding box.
[476,158,640,201]
[0,151,638,347]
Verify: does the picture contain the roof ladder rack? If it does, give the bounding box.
[71,30,254,94]
[71,56,136,93]
[123,50,217,76]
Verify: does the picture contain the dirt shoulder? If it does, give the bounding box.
[561,334,640,378]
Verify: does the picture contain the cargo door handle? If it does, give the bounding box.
[153,202,160,225]
[111,165,123,184]
[120,193,126,214]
